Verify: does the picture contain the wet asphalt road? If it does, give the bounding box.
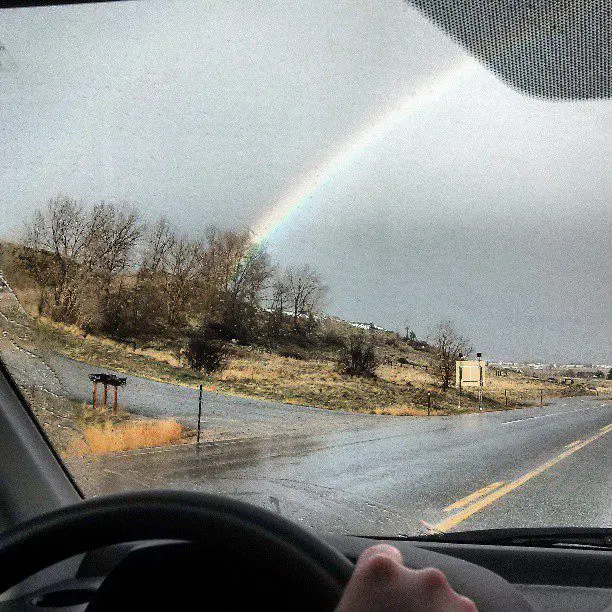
[69,396,612,536]
[44,352,378,439]
[2,281,611,537]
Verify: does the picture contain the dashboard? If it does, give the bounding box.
[1,535,610,610]
[328,535,612,611]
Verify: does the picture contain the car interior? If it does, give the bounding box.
[0,0,610,610]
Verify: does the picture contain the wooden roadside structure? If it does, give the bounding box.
[89,373,127,413]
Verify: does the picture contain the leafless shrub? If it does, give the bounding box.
[337,335,378,378]
[430,321,472,391]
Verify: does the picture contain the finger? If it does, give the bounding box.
[337,546,405,611]
[407,567,477,611]
[351,545,405,585]
[357,544,404,567]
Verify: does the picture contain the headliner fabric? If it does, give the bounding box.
[0,0,610,99]
[408,0,611,99]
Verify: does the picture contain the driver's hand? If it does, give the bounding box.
[337,544,477,611]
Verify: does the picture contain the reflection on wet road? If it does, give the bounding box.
[69,397,612,536]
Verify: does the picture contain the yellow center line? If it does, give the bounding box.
[433,423,612,533]
[565,440,581,449]
[443,482,504,512]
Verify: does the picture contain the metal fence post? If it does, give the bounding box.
[478,354,483,411]
[197,384,203,446]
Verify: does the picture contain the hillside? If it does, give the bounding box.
[2,240,602,418]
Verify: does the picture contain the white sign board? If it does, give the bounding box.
[456,360,486,388]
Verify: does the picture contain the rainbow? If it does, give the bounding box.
[253,59,479,244]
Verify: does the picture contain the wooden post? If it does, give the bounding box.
[540,389,543,407]
[505,388,508,407]
[89,374,126,413]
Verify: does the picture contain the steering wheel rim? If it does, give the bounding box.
[0,490,354,608]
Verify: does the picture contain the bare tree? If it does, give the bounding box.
[21,201,325,351]
[404,321,417,343]
[23,196,89,320]
[86,203,142,311]
[337,334,378,378]
[227,241,270,307]
[195,229,271,341]
[141,217,175,273]
[117,217,176,339]
[164,235,202,328]
[270,276,289,314]
[430,320,472,391]
[284,265,326,328]
[22,197,143,330]
[262,274,290,345]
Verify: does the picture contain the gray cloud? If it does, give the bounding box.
[0,0,609,362]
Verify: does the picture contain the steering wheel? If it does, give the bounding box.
[0,490,534,611]
[0,490,353,610]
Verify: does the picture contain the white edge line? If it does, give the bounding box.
[501,405,606,425]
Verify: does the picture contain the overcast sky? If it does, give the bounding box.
[0,0,609,363]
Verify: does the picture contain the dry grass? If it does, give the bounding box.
[483,372,596,405]
[214,353,404,411]
[588,380,612,395]
[371,404,430,416]
[377,364,435,387]
[39,317,184,367]
[78,419,184,454]
[214,354,575,413]
[24,311,602,419]
[29,317,200,387]
[23,389,190,457]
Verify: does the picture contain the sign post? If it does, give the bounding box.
[458,365,462,410]
[197,384,203,447]
[455,355,487,411]
[477,353,483,412]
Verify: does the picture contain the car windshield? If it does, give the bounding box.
[0,0,610,538]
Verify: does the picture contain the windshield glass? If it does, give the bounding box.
[0,0,610,537]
